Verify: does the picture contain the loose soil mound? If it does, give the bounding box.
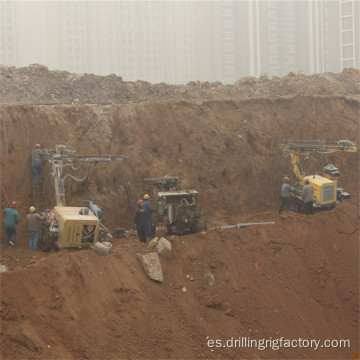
[0,66,359,359]
[0,64,359,105]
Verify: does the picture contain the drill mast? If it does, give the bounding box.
[46,144,128,206]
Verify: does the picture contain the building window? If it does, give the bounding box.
[342,31,353,44]
[268,11,277,20]
[284,33,294,42]
[223,54,234,63]
[269,33,278,41]
[341,2,353,16]
[343,59,354,68]
[341,17,353,30]
[285,12,294,21]
[223,43,234,51]
[223,19,233,28]
[268,23,278,31]
[342,45,353,58]
[269,55,279,64]
[224,66,234,75]
[222,8,232,17]
[222,31,233,40]
[285,56,295,64]
[267,1,277,9]
[269,44,279,53]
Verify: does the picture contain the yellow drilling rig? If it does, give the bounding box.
[278,139,357,212]
[43,143,127,249]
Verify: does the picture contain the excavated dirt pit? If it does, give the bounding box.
[0,66,359,359]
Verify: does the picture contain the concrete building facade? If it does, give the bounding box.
[0,1,358,84]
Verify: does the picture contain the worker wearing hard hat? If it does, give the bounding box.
[278,176,291,214]
[3,201,20,247]
[31,144,45,188]
[143,194,157,237]
[134,200,147,243]
[25,206,46,250]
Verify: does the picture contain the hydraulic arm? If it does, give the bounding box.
[46,144,127,206]
[278,139,357,182]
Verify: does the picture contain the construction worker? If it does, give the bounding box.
[278,176,291,214]
[26,206,46,250]
[134,200,147,243]
[143,194,157,237]
[3,201,20,247]
[301,178,314,215]
[31,144,44,188]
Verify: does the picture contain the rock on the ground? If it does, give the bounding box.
[156,237,171,259]
[0,265,8,273]
[148,237,158,249]
[93,241,112,256]
[204,273,215,286]
[139,252,163,282]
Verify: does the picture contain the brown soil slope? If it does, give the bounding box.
[0,202,359,360]
[0,67,359,359]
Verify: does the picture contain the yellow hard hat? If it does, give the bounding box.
[143,194,150,200]
[30,206,36,213]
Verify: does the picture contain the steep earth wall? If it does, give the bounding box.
[0,96,359,247]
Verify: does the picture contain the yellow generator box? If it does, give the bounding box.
[54,206,100,248]
[308,175,336,206]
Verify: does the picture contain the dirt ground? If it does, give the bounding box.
[0,65,359,359]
